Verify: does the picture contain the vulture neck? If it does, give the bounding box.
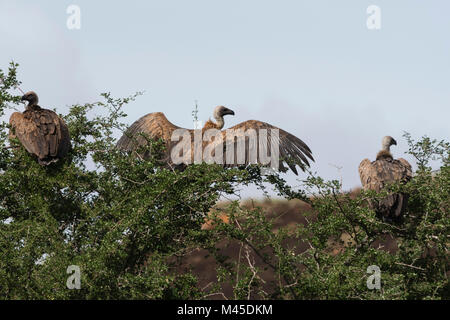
[381,142,392,152]
[214,117,224,129]
[203,117,224,130]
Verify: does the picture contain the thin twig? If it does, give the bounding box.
[395,262,426,271]
[202,292,228,300]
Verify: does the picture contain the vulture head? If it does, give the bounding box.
[21,91,39,108]
[382,136,397,151]
[213,105,235,119]
[377,136,397,160]
[212,105,235,129]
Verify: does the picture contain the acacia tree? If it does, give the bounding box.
[0,63,448,299]
[0,62,271,299]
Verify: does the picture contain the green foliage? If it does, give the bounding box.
[0,63,448,300]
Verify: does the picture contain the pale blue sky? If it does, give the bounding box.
[1,0,449,196]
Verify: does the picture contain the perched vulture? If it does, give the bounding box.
[9,91,71,165]
[358,136,412,222]
[116,106,314,174]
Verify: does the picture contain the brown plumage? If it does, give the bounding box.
[9,91,71,166]
[117,106,314,174]
[116,112,183,165]
[358,136,412,222]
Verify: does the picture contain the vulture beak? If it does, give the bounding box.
[21,95,27,101]
[391,138,397,146]
[223,108,235,116]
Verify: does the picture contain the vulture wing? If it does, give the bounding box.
[397,158,413,178]
[116,112,191,162]
[117,115,314,174]
[358,157,413,221]
[217,120,314,175]
[9,109,71,165]
[358,158,412,191]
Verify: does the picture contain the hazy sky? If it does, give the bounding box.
[1,0,449,197]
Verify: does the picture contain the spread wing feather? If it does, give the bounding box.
[116,112,191,162]
[117,115,314,174]
[219,120,314,174]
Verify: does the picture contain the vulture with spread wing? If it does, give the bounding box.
[116,106,314,174]
[358,136,412,222]
[9,91,71,165]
